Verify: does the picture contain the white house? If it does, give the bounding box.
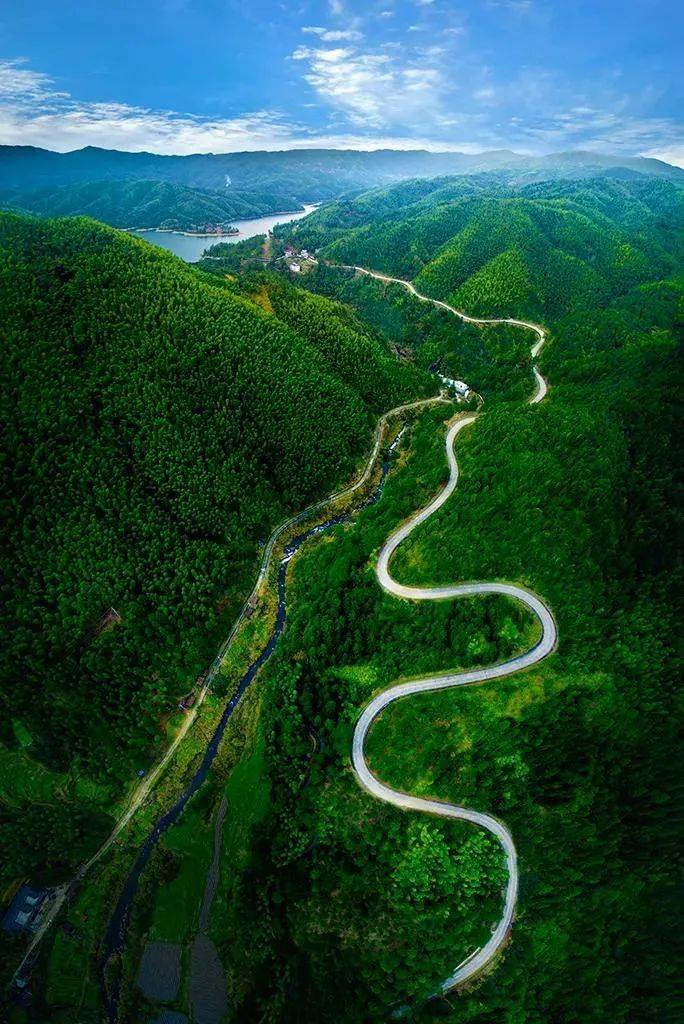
[438,374,471,397]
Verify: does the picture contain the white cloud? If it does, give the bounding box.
[291,43,447,130]
[0,56,680,166]
[516,102,684,159]
[0,58,67,103]
[302,26,363,42]
[643,147,684,169]
[0,58,301,153]
[488,0,535,12]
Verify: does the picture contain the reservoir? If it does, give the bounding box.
[130,204,317,262]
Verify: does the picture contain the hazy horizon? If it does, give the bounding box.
[3,142,682,171]
[1,1,681,166]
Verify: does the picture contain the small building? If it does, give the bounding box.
[2,884,47,934]
[438,374,471,397]
[289,262,301,273]
[178,691,197,712]
[299,249,309,258]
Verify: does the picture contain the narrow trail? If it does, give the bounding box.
[346,264,556,991]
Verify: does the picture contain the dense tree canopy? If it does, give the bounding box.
[284,175,682,322]
[209,177,683,1024]
[2,173,682,1024]
[1,178,303,230]
[0,213,424,789]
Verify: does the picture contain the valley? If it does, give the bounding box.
[1,1,682,1019]
[1,169,681,1024]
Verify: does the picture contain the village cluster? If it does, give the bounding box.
[283,244,314,273]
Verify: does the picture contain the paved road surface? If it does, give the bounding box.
[348,264,555,991]
[13,258,552,998]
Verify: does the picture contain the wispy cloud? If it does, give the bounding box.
[0,58,66,103]
[487,0,535,12]
[0,55,681,165]
[302,26,363,42]
[517,103,684,157]
[0,58,299,153]
[291,42,446,130]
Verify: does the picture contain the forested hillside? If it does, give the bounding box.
[0,212,425,828]
[286,175,682,321]
[190,178,682,1023]
[1,178,301,230]
[1,145,681,196]
[258,260,536,404]
[221,271,426,410]
[2,172,681,1024]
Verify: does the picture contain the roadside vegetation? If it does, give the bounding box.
[1,173,681,1023]
[195,177,682,1022]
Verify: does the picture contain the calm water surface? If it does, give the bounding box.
[130,204,317,262]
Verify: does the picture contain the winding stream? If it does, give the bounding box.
[99,418,414,1019]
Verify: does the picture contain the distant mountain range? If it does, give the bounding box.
[1,145,681,193]
[0,145,681,229]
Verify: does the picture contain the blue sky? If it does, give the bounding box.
[1,0,681,163]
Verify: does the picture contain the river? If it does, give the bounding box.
[129,204,317,262]
[99,433,404,1020]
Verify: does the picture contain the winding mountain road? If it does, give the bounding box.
[14,257,554,1004]
[346,264,556,991]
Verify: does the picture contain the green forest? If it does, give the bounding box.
[1,171,681,1024]
[282,176,682,317]
[0,178,302,230]
[182,176,681,1023]
[0,212,428,892]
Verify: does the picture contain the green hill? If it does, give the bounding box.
[212,179,683,1024]
[0,213,425,789]
[288,176,682,321]
[1,145,681,196]
[0,178,302,230]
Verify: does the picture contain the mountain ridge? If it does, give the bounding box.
[0,145,681,198]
